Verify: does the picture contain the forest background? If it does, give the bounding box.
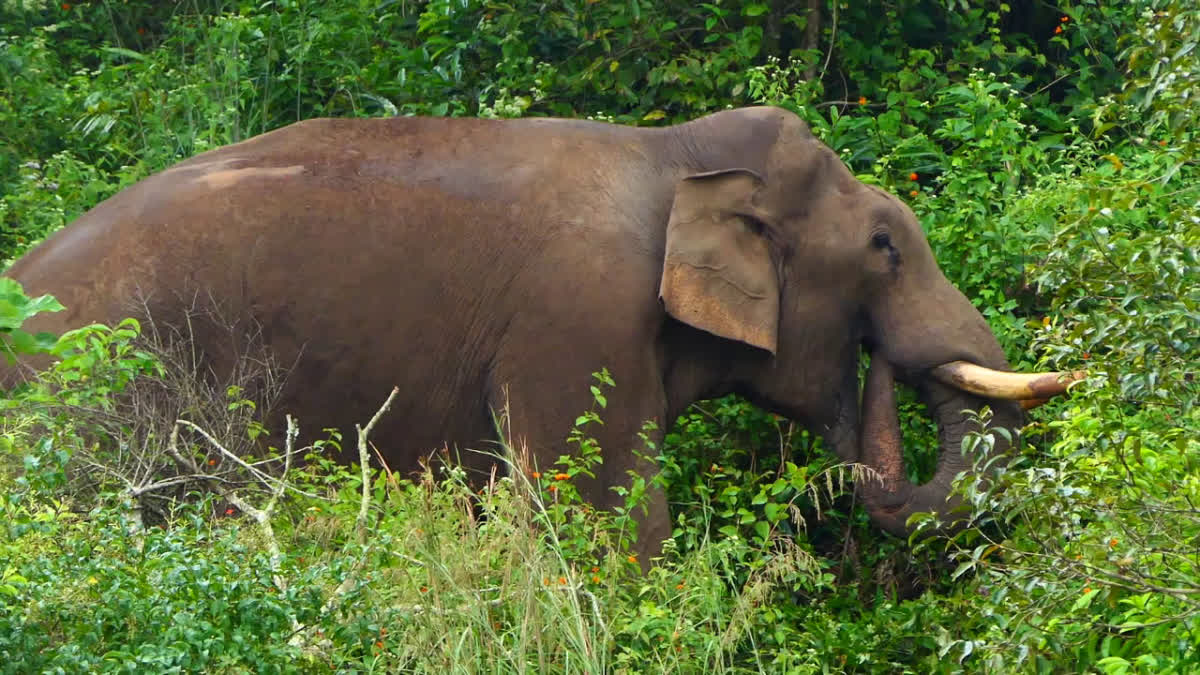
[0,0,1197,672]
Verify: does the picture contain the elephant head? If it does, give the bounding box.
[657,107,1076,534]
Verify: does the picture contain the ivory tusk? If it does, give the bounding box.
[931,361,1086,400]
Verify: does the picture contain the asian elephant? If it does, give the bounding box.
[2,106,1075,555]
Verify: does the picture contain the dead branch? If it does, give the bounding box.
[304,387,401,645]
[166,415,302,588]
[355,386,399,544]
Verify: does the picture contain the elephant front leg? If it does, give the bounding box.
[486,360,673,568]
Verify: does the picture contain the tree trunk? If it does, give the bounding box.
[803,0,821,80]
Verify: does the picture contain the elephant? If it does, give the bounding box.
[2,106,1075,556]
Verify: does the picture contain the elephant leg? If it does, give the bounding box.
[487,347,673,565]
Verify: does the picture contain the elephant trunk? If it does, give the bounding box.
[856,355,1024,537]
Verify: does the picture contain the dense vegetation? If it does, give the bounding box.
[1,0,1197,671]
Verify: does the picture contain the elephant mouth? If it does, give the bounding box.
[855,355,1083,535]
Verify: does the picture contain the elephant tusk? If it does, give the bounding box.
[931,361,1086,401]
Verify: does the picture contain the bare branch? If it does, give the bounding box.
[174,418,322,499]
[263,415,300,517]
[166,419,292,593]
[355,386,400,544]
[296,388,401,649]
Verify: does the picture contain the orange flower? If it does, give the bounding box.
[61,2,71,9]
[137,27,146,35]
[1061,15,1069,22]
[420,585,428,593]
[493,621,501,629]
[375,640,384,649]
[909,190,919,198]
[208,458,216,466]
[380,627,388,636]
[543,577,551,586]
[1159,140,1168,146]
[1083,586,1092,594]
[627,555,637,564]
[1055,25,1063,35]
[591,566,599,573]
[1109,538,1118,548]
[675,582,685,590]
[909,172,918,181]
[554,472,570,481]
[592,574,601,583]
[224,508,235,516]
[558,576,567,585]
[531,471,541,479]
[1082,352,1091,360]
[548,484,558,492]
[858,96,867,105]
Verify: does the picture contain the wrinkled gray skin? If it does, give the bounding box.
[3,107,1022,556]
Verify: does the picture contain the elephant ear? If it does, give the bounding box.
[659,168,780,354]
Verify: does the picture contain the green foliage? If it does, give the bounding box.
[908,3,1200,670]
[42,318,162,402]
[0,501,326,672]
[0,278,61,363]
[2,0,1198,670]
[663,397,842,549]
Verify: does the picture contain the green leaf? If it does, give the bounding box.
[753,519,769,542]
[589,385,607,408]
[763,502,783,523]
[100,46,147,62]
[1072,588,1099,611]
[950,560,976,581]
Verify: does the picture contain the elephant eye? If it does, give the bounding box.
[871,231,891,249]
[739,213,768,236]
